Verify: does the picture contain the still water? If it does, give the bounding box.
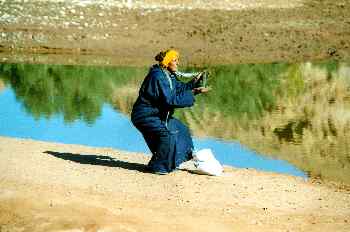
[1,62,349,182]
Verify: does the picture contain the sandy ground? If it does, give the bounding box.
[0,136,350,232]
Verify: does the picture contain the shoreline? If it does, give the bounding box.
[1,135,349,231]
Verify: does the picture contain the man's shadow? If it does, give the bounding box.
[44,151,149,173]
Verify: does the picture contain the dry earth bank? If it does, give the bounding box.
[0,0,349,66]
[0,136,350,231]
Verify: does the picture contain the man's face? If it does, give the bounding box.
[167,58,178,72]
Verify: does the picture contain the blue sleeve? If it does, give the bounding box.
[153,72,195,108]
[175,78,196,93]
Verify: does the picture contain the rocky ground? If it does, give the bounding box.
[0,136,350,232]
[0,0,349,66]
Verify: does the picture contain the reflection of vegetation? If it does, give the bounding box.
[111,83,139,115]
[179,62,350,185]
[0,78,5,93]
[264,62,350,185]
[1,61,350,185]
[273,119,311,143]
[183,63,289,119]
[0,63,145,124]
[175,63,291,136]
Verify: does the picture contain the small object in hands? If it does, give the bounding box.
[198,71,208,88]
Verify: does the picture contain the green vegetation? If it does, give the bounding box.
[0,63,145,124]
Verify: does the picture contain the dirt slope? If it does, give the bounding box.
[0,136,349,232]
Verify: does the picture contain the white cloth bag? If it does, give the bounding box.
[193,149,223,176]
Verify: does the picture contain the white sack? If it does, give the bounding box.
[193,149,223,176]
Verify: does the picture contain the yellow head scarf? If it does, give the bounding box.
[161,49,179,67]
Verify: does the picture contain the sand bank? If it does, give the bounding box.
[0,136,349,231]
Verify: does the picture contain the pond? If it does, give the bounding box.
[0,61,349,183]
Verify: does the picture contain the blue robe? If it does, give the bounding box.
[131,64,198,173]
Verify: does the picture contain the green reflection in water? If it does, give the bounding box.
[180,63,289,119]
[269,61,350,185]
[179,61,350,185]
[1,61,349,185]
[0,63,145,124]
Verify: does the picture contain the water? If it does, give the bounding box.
[0,86,305,178]
[1,61,349,182]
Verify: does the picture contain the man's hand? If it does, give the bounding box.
[193,72,204,83]
[192,86,211,95]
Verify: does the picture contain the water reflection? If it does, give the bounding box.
[1,61,350,184]
[0,79,5,93]
[0,85,305,178]
[177,61,350,185]
[0,63,146,124]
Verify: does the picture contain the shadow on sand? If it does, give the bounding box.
[44,151,149,173]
